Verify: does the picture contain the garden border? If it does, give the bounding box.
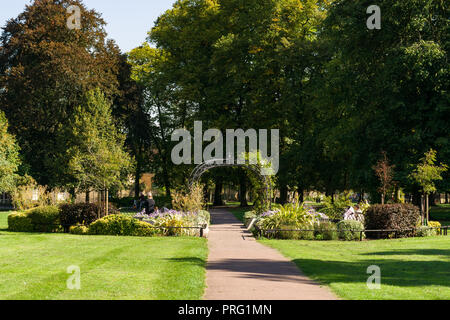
[256,225,449,241]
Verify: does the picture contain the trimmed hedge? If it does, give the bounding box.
[8,212,34,232]
[27,206,60,232]
[69,225,89,235]
[88,214,157,237]
[365,204,421,239]
[8,206,60,233]
[337,220,365,241]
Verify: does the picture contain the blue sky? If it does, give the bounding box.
[0,0,177,52]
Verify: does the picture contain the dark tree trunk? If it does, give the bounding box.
[279,185,288,204]
[134,160,141,199]
[239,171,248,207]
[85,191,90,203]
[203,184,209,204]
[412,190,422,208]
[213,178,224,206]
[446,193,449,204]
[297,187,304,203]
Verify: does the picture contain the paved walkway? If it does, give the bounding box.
[204,208,338,300]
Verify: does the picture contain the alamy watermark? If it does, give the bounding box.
[367,5,381,30]
[171,121,279,176]
[367,265,381,290]
[67,5,81,30]
[66,265,81,290]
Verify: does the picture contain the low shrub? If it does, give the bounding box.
[321,193,353,220]
[27,206,60,232]
[416,226,436,237]
[69,225,89,235]
[314,221,338,241]
[196,210,210,226]
[244,211,257,227]
[8,212,33,232]
[153,214,186,236]
[365,204,421,239]
[428,221,441,234]
[337,220,365,241]
[59,203,107,231]
[88,214,157,237]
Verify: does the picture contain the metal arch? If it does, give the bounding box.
[189,159,271,206]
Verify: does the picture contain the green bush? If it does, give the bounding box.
[69,225,89,235]
[321,193,353,220]
[89,214,157,237]
[365,204,421,239]
[244,211,257,227]
[314,221,338,241]
[337,220,365,241]
[27,206,60,232]
[428,221,441,234]
[197,210,211,226]
[416,226,436,237]
[8,212,34,232]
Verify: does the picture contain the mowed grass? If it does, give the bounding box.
[0,212,208,300]
[261,237,450,300]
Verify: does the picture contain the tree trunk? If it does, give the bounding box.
[279,185,288,204]
[446,193,449,204]
[106,189,109,216]
[85,191,90,203]
[297,187,304,203]
[213,178,224,206]
[239,172,248,207]
[381,193,385,205]
[426,194,429,224]
[134,160,141,199]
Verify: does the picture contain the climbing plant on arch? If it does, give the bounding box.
[189,159,273,212]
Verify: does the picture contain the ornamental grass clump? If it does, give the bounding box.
[257,200,315,239]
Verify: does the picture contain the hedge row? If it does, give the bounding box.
[8,203,117,233]
[8,206,60,233]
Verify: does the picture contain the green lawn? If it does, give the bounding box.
[261,237,450,300]
[430,204,450,226]
[0,211,208,300]
[229,206,249,222]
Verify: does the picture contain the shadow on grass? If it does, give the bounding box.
[165,257,206,267]
[359,249,450,256]
[290,258,450,288]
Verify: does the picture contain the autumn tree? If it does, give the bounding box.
[0,0,121,188]
[373,152,395,205]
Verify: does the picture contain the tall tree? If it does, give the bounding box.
[0,0,121,187]
[67,89,132,211]
[0,111,21,192]
[113,54,151,199]
[315,0,449,199]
